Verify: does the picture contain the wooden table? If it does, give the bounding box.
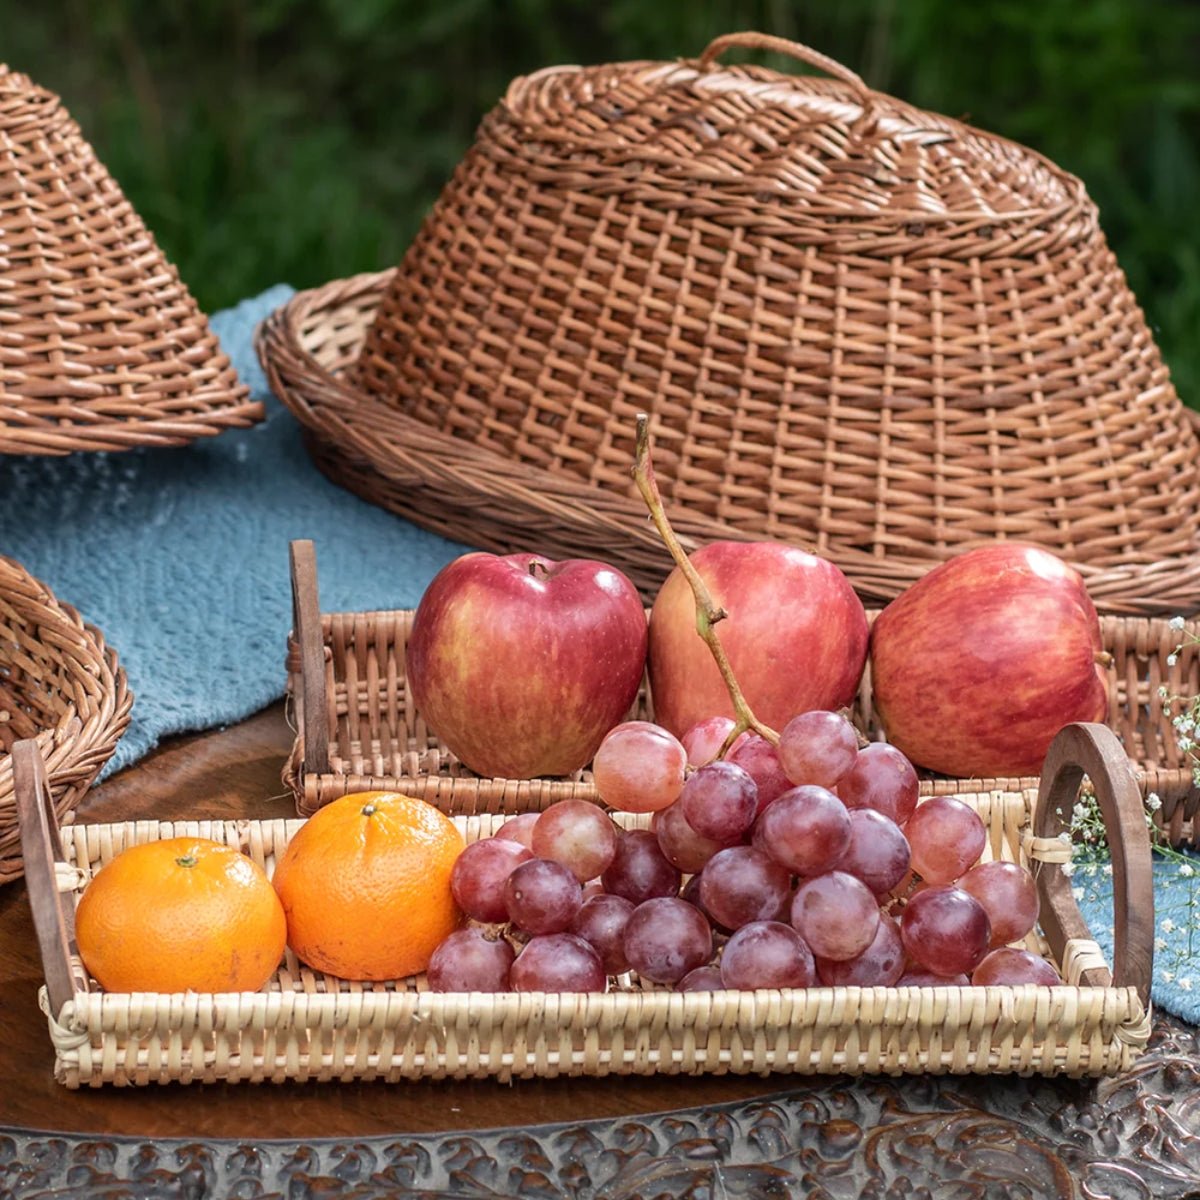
[2,705,1199,1198]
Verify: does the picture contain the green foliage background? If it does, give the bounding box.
[4,0,1198,399]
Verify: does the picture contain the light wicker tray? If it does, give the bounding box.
[285,540,1200,844]
[14,727,1152,1086]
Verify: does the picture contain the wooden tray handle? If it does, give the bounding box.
[697,32,872,106]
[289,539,330,777]
[13,739,86,1017]
[1035,723,1154,1005]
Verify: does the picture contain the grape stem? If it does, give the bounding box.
[633,413,779,748]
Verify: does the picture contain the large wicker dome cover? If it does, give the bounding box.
[0,65,262,454]
[338,34,1199,613]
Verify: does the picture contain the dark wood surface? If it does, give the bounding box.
[0,704,799,1138]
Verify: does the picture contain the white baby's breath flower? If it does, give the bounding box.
[1181,978,1194,992]
[1170,615,1186,631]
[1061,861,1075,878]
[1168,654,1179,667]
[1147,792,1162,812]
[1073,886,1086,901]
[1180,863,1195,878]
[1156,937,1169,951]
[1163,970,1175,983]
[1162,918,1176,934]
[1103,863,1114,876]
[1057,831,1072,844]
[1180,739,1195,754]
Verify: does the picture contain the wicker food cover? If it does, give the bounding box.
[336,33,1200,614]
[0,65,263,455]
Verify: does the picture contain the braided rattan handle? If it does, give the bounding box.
[697,32,871,104]
[13,739,84,1017]
[1035,723,1153,1005]
[289,540,331,777]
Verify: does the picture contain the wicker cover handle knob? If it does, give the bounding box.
[1035,722,1154,1005]
[697,31,872,105]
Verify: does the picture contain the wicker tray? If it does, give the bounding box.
[15,726,1151,1086]
[0,65,263,455]
[0,555,131,883]
[284,540,1200,846]
[257,32,1200,617]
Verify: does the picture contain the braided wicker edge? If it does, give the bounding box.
[0,559,132,882]
[257,273,1200,617]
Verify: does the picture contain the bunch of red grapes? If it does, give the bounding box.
[428,711,1061,993]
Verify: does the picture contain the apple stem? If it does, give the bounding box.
[633,414,779,747]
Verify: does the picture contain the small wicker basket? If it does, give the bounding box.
[0,555,131,882]
[258,33,1200,617]
[284,541,1200,844]
[15,728,1152,1086]
[0,65,263,455]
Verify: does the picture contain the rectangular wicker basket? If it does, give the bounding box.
[14,732,1152,1086]
[284,541,1200,844]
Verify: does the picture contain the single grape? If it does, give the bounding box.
[726,734,792,815]
[570,893,635,974]
[592,721,687,813]
[681,872,732,934]
[972,947,1061,987]
[532,799,619,882]
[837,809,911,897]
[680,761,758,842]
[677,965,725,992]
[897,967,970,986]
[450,838,533,923]
[719,921,816,989]
[790,871,880,961]
[623,897,713,984]
[682,716,737,766]
[752,785,851,876]
[600,829,682,904]
[837,743,919,825]
[496,812,539,850]
[778,710,859,788]
[503,858,583,934]
[959,861,1040,947]
[653,802,729,873]
[816,915,904,986]
[510,933,607,992]
[905,796,987,885]
[427,927,514,992]
[698,846,792,930]
[900,886,992,977]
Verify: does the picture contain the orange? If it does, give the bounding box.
[272,791,465,981]
[74,838,287,994]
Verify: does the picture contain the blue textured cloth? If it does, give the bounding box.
[1073,848,1200,1024]
[0,285,471,777]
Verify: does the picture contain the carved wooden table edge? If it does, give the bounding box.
[3,1012,1200,1199]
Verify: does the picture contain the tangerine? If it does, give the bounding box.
[272,791,465,981]
[74,837,286,993]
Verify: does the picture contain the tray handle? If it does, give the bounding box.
[697,32,872,107]
[1035,722,1153,1005]
[289,539,330,777]
[13,739,87,1017]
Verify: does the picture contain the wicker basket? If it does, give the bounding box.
[14,728,1152,1085]
[0,556,131,882]
[285,540,1200,845]
[257,33,1200,616]
[0,65,263,455]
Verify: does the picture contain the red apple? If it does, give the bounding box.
[870,544,1109,777]
[647,542,869,737]
[407,553,647,778]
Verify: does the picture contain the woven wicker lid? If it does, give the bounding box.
[495,36,1087,244]
[0,66,262,455]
